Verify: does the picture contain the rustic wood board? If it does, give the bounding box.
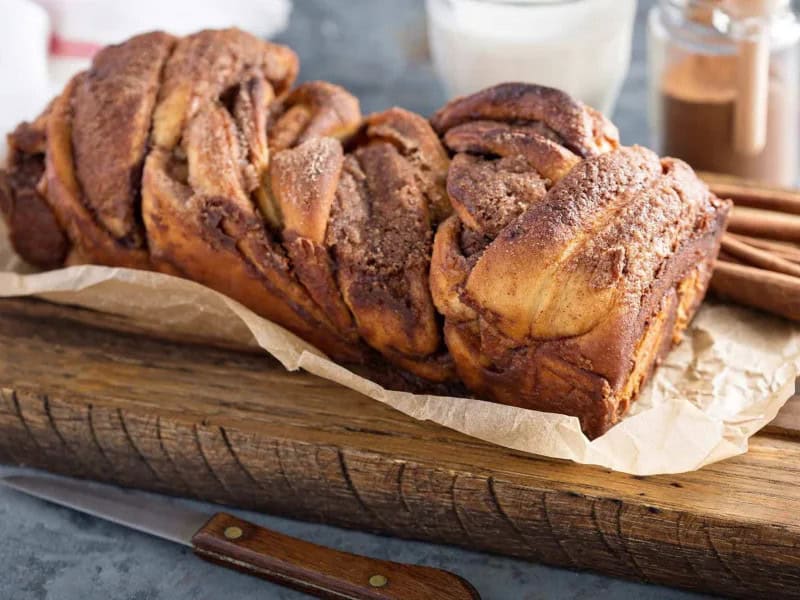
[1,297,799,599]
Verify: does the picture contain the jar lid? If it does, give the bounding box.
[677,0,792,23]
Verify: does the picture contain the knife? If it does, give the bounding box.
[2,474,480,600]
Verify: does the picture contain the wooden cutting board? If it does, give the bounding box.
[1,297,799,599]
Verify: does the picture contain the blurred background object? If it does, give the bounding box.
[425,0,637,115]
[648,0,800,185]
[37,0,291,91]
[0,0,50,150]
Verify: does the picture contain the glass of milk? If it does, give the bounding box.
[426,0,637,115]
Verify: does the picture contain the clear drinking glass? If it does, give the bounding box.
[425,0,637,115]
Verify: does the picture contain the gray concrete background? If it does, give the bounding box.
[1,1,712,598]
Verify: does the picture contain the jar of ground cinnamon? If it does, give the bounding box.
[649,0,800,186]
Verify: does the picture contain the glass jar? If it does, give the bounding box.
[425,0,637,116]
[648,0,800,186]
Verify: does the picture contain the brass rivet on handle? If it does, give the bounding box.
[224,526,243,540]
[369,574,388,588]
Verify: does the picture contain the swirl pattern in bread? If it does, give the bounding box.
[0,30,731,437]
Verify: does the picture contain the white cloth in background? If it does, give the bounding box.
[0,0,50,149]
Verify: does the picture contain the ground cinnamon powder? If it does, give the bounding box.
[660,52,798,186]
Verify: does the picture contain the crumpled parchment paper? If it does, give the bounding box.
[2,222,798,475]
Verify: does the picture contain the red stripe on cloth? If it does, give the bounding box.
[49,34,102,58]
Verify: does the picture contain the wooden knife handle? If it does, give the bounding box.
[191,513,481,600]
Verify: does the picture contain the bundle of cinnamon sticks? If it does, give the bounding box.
[702,172,800,321]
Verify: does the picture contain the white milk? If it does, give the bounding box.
[426,0,637,115]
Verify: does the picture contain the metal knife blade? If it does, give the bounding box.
[2,474,209,546]
[3,473,482,599]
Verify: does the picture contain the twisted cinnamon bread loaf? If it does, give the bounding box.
[0,29,730,438]
[430,86,730,437]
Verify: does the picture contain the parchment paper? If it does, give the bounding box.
[2,222,798,475]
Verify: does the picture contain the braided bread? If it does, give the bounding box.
[0,29,731,438]
[430,85,729,436]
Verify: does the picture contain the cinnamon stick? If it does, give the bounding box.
[701,171,800,215]
[698,173,800,320]
[730,234,800,264]
[718,250,743,264]
[721,234,800,278]
[727,206,800,243]
[711,260,800,321]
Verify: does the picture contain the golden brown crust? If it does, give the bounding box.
[431,82,619,157]
[430,84,621,305]
[71,31,175,247]
[0,28,371,363]
[328,110,455,381]
[444,121,581,184]
[151,29,297,150]
[446,152,547,237]
[430,83,621,349]
[334,144,439,356]
[47,75,152,269]
[362,108,452,224]
[430,83,729,438]
[444,218,725,439]
[232,73,274,228]
[269,106,456,381]
[464,146,663,341]
[142,146,363,360]
[0,44,730,436]
[269,81,362,152]
[430,215,476,322]
[3,32,178,270]
[271,138,359,341]
[271,137,344,244]
[0,113,69,269]
[142,33,365,361]
[433,146,730,437]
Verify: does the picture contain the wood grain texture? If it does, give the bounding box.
[193,513,481,599]
[1,297,799,599]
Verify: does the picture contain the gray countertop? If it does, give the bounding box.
[1,1,711,598]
